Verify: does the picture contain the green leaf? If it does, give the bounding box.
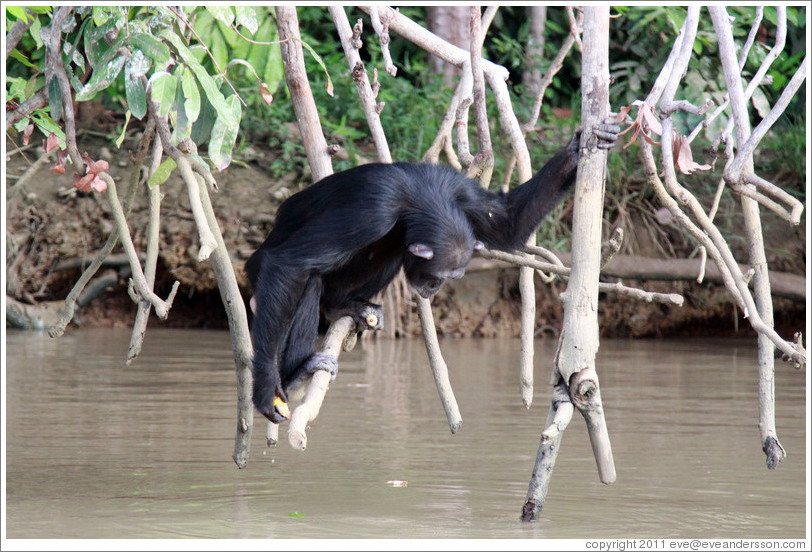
[125,54,148,119]
[206,6,234,26]
[83,20,117,70]
[171,92,192,145]
[299,39,333,96]
[246,19,272,75]
[30,16,43,48]
[14,118,29,133]
[160,29,229,117]
[129,33,171,66]
[234,6,258,34]
[148,72,177,117]
[31,112,66,149]
[210,25,228,72]
[7,6,33,23]
[750,87,771,119]
[217,20,242,50]
[76,55,126,101]
[245,18,283,92]
[191,9,215,44]
[148,157,177,189]
[263,42,284,94]
[226,58,260,82]
[181,68,201,122]
[48,77,62,123]
[207,94,241,172]
[92,6,110,26]
[8,77,27,102]
[8,49,37,69]
[24,76,40,99]
[116,111,132,148]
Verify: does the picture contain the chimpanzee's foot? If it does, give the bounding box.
[304,353,339,381]
[325,301,385,332]
[355,303,384,332]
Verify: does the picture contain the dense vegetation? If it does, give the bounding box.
[5,6,807,335]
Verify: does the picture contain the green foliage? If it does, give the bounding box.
[5,5,284,173]
[6,5,804,203]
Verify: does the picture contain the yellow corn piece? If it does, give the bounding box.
[273,396,291,419]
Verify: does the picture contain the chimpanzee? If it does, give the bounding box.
[245,124,619,423]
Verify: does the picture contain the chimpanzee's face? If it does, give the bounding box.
[403,242,472,298]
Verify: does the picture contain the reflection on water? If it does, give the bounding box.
[3,329,807,539]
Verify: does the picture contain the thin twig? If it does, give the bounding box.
[329,7,392,163]
[41,6,83,172]
[467,6,494,184]
[368,6,397,77]
[126,134,165,364]
[102,171,179,319]
[415,294,463,433]
[6,88,48,130]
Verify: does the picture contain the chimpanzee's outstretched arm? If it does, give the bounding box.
[458,123,619,252]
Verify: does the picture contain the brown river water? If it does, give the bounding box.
[3,328,807,539]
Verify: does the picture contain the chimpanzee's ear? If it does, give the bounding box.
[408,243,434,260]
[473,240,484,252]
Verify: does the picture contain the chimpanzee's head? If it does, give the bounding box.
[403,210,482,298]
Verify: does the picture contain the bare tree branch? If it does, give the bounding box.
[276,6,334,182]
[710,6,802,469]
[126,135,165,364]
[466,6,494,184]
[329,8,392,163]
[101,171,179,319]
[6,12,34,59]
[41,6,83,172]
[6,89,48,130]
[368,6,397,77]
[416,294,463,433]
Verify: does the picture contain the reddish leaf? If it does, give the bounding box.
[638,103,663,135]
[259,82,273,106]
[44,133,61,153]
[87,159,110,175]
[90,176,107,193]
[672,132,711,175]
[23,123,35,146]
[68,156,110,193]
[50,149,68,174]
[614,105,635,124]
[617,101,662,149]
[73,173,94,192]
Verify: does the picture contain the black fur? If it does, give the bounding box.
[246,128,615,422]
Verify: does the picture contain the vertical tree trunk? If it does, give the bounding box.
[558,5,615,485]
[522,6,616,521]
[426,6,471,85]
[524,6,547,96]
